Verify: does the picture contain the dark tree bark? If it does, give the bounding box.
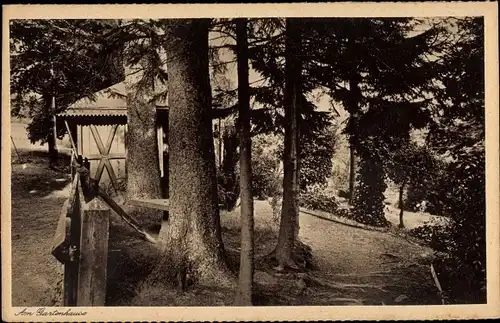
[274,18,301,269]
[346,35,361,205]
[235,18,254,306]
[43,94,58,168]
[47,130,58,167]
[348,144,356,205]
[398,180,406,228]
[156,19,234,288]
[125,94,163,222]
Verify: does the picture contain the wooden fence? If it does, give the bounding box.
[51,171,110,306]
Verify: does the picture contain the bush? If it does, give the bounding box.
[415,152,486,304]
[299,187,339,214]
[251,135,282,200]
[408,224,454,253]
[406,177,448,215]
[251,155,280,200]
[217,170,240,211]
[440,153,486,303]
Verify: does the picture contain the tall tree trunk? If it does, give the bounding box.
[156,19,234,288]
[346,35,361,205]
[43,94,58,168]
[47,130,57,167]
[274,18,301,269]
[126,42,163,222]
[235,18,254,306]
[398,180,406,228]
[348,144,356,205]
[125,94,163,221]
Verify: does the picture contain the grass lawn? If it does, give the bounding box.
[10,151,72,306]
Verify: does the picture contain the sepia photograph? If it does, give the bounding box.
[2,3,499,322]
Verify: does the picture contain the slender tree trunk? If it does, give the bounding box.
[47,131,57,167]
[43,94,58,168]
[398,180,406,228]
[348,145,356,205]
[275,18,301,269]
[346,34,361,205]
[235,18,254,306]
[156,19,234,288]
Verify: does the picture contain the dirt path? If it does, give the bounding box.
[299,212,441,305]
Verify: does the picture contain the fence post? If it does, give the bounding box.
[77,198,110,306]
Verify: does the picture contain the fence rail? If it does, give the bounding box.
[51,170,110,306]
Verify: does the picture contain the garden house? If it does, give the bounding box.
[56,81,229,192]
[56,81,169,192]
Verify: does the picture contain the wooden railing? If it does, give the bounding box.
[51,171,110,306]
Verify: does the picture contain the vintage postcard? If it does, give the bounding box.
[2,2,499,322]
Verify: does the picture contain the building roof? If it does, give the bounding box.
[57,78,168,125]
[57,106,168,126]
[58,106,128,118]
[57,75,230,126]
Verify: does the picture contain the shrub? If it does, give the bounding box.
[416,152,486,303]
[299,125,336,190]
[440,153,486,303]
[406,175,448,215]
[251,155,280,200]
[251,135,282,200]
[408,224,454,253]
[217,170,240,211]
[299,188,339,214]
[218,183,239,211]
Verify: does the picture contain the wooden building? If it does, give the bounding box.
[56,81,231,192]
[56,83,169,192]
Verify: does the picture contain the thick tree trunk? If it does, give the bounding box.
[157,19,234,288]
[275,18,301,269]
[126,44,163,222]
[235,18,254,306]
[125,94,163,222]
[398,181,406,228]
